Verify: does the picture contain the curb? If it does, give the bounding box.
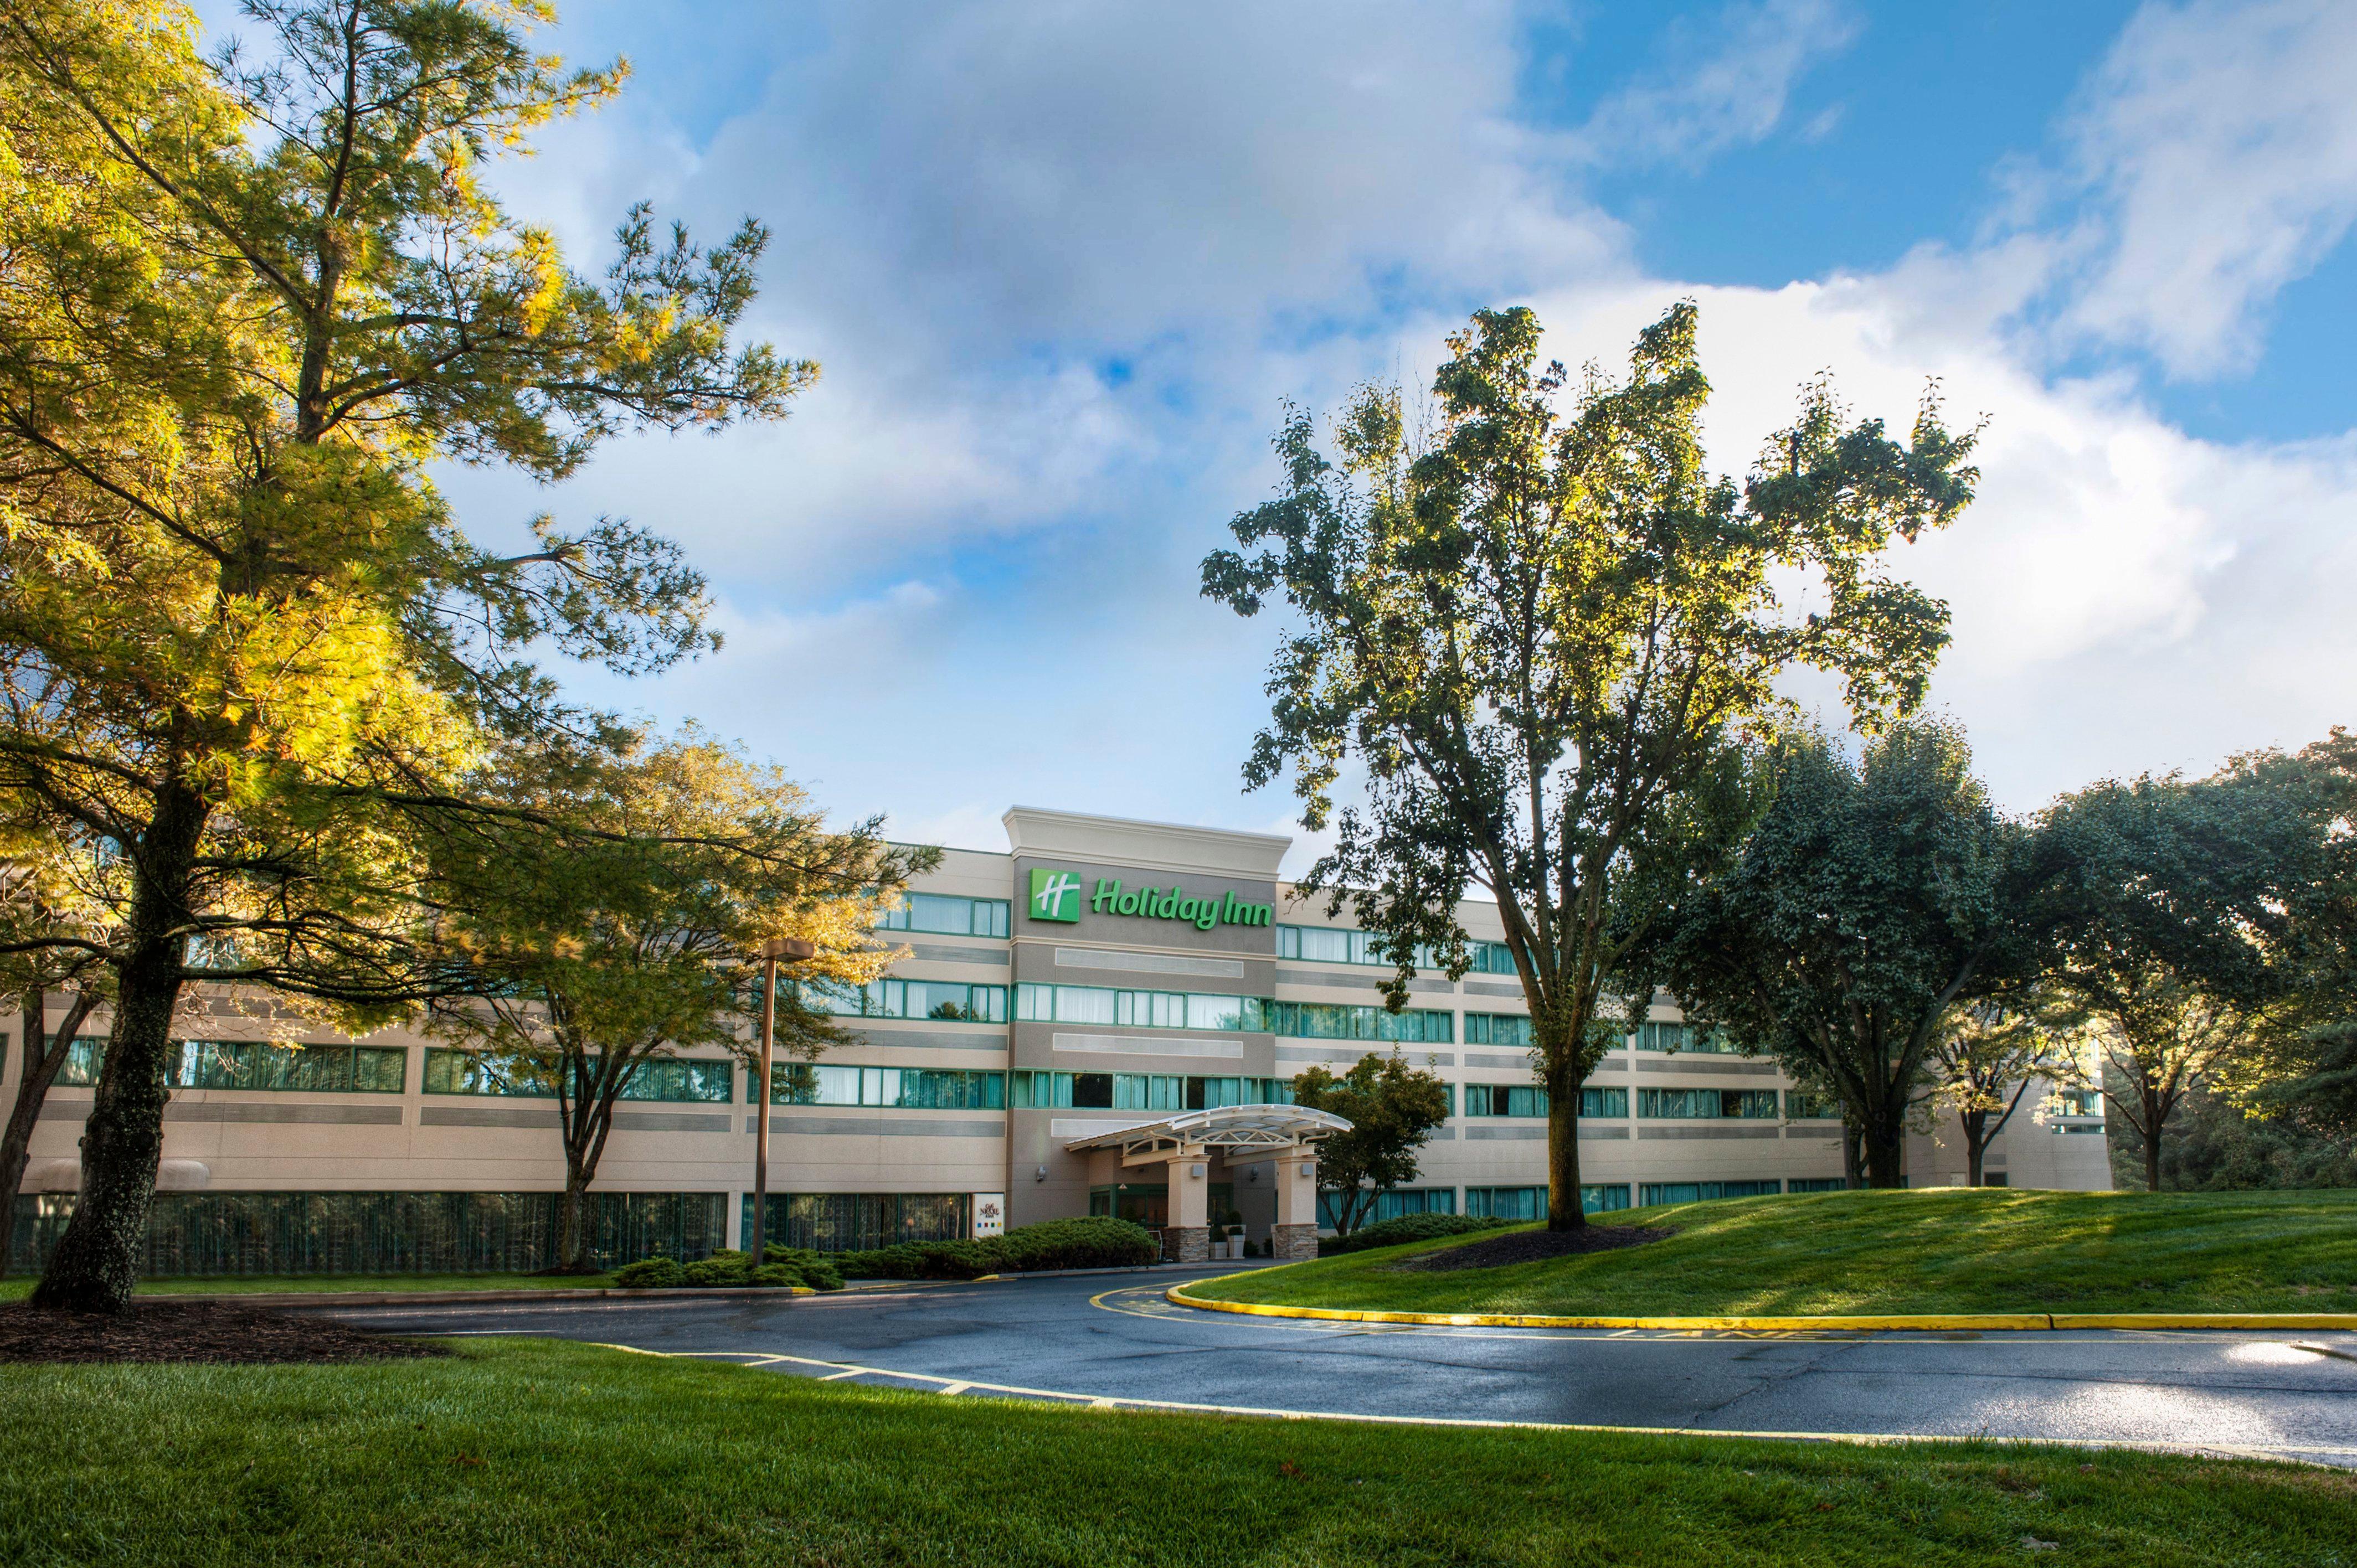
[1162,1278,2357,1333]
[122,1285,822,1309]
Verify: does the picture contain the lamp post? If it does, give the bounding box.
[749,936,817,1263]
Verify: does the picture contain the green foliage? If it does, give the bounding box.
[2045,754,2331,1189]
[2108,1081,2357,1192]
[0,1,810,1309]
[1287,1053,1452,1235]
[831,1217,1160,1280]
[611,1257,686,1289]
[1203,301,1976,1225]
[1326,1213,1507,1254]
[1638,721,2044,1187]
[614,1249,843,1292]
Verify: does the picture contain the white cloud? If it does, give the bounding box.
[2043,0,2357,376]
[1574,0,1859,168]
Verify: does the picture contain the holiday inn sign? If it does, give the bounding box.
[1028,868,1274,931]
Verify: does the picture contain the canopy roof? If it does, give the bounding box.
[1060,1102,1350,1158]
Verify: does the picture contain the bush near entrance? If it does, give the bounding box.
[1320,1213,1509,1255]
[612,1217,1159,1287]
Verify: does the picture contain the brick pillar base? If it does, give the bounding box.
[1166,1225,1211,1264]
[1271,1224,1319,1262]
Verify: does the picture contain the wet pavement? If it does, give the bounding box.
[311,1268,2357,1466]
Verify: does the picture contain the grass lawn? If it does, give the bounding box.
[0,1271,615,1302]
[1197,1189,2357,1318]
[2,1338,2350,1566]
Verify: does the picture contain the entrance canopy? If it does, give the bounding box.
[1061,1103,1350,1162]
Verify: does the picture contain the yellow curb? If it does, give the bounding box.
[1162,1278,2357,1334]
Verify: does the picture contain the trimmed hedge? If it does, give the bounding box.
[1324,1213,1510,1255]
[615,1247,845,1292]
[833,1216,1158,1280]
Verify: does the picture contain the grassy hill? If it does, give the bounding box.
[1195,1189,2357,1318]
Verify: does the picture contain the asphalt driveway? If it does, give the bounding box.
[311,1268,2357,1466]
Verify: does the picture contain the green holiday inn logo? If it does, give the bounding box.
[1029,868,1084,922]
[1025,868,1273,931]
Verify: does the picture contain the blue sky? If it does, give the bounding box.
[361,1,2357,866]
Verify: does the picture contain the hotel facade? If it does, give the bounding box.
[4,807,2110,1275]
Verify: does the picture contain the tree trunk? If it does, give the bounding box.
[1545,1089,1586,1230]
[0,990,100,1280]
[30,787,206,1313]
[1861,1123,1907,1188]
[1960,1109,1986,1188]
[555,1164,591,1272]
[2142,1082,2165,1193]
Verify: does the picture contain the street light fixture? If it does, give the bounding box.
[749,936,817,1265]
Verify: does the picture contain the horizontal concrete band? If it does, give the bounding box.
[1635,1059,1780,1077]
[845,1027,1009,1053]
[1051,1031,1245,1059]
[1638,1125,1779,1139]
[1272,1046,1452,1067]
[1163,1284,2357,1334]
[744,1115,1006,1138]
[418,1107,733,1133]
[1061,947,1246,978]
[1464,1125,1629,1141]
[897,942,1011,968]
[42,1100,402,1126]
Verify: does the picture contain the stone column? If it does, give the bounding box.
[1272,1147,1320,1262]
[1165,1153,1210,1263]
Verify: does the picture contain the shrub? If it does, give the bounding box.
[827,1217,1161,1280]
[613,1256,686,1288]
[1331,1213,1510,1254]
[683,1251,752,1287]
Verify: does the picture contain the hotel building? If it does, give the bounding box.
[4,808,2110,1275]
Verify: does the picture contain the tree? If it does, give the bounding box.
[1923,996,2082,1188]
[2243,730,2357,1141]
[0,2,807,1311]
[1286,1052,1451,1238]
[0,811,114,1270]
[1204,303,1975,1227]
[1638,721,2046,1187]
[2044,766,2319,1192]
[423,732,927,1271]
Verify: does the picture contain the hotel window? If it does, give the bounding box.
[1640,1180,1781,1205]
[50,1035,111,1087]
[423,1050,731,1102]
[1464,1184,1628,1221]
[1629,1020,1738,1054]
[770,1065,1004,1110]
[878,894,1010,938]
[1462,1085,1627,1118]
[801,978,1008,1024]
[1011,1072,1291,1110]
[2052,1089,2102,1117]
[1277,926,1520,977]
[1013,984,1270,1031]
[1264,1001,1453,1044]
[1317,1186,1457,1229]
[1783,1091,1843,1121]
[1638,1088,1780,1120]
[167,1040,408,1094]
[1787,1178,1850,1193]
[1463,1013,1532,1048]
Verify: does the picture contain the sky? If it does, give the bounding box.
[276,2,2357,867]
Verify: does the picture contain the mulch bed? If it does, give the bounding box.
[0,1300,448,1365]
[1385,1225,1672,1273]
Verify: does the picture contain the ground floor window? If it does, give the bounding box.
[1087,1182,1233,1229]
[1462,1184,1629,1221]
[1317,1185,1456,1229]
[1639,1180,1782,1206]
[1785,1177,1849,1193]
[743,1192,970,1252]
